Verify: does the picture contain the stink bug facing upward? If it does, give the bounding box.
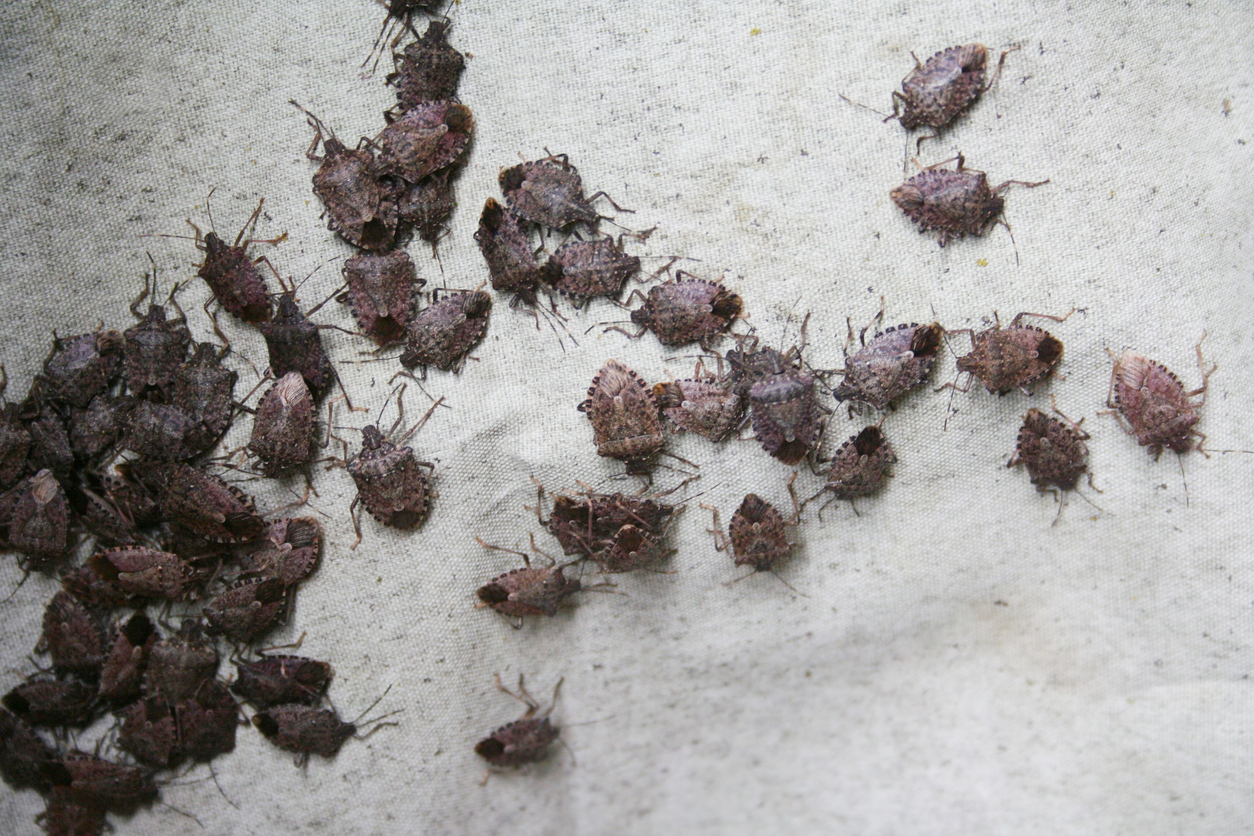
[475,674,564,782]
[187,191,285,323]
[704,475,803,593]
[1103,333,1216,459]
[1009,396,1103,525]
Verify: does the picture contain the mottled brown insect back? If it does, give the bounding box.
[397,170,456,246]
[177,678,238,761]
[118,697,180,769]
[400,289,491,372]
[476,558,582,622]
[252,705,355,762]
[544,489,678,557]
[892,44,1008,135]
[193,199,279,323]
[746,351,823,465]
[145,621,217,705]
[38,591,106,677]
[203,577,286,644]
[342,250,422,346]
[2,678,96,727]
[1009,405,1093,520]
[951,310,1071,396]
[374,101,473,183]
[295,102,398,252]
[1,707,57,791]
[49,751,158,813]
[891,154,1047,247]
[0,403,31,488]
[248,372,317,476]
[594,523,674,574]
[347,424,436,542]
[89,546,197,602]
[98,612,157,703]
[578,360,665,474]
[8,469,70,566]
[476,198,542,305]
[40,329,123,409]
[1106,338,1216,457]
[627,273,743,347]
[121,400,200,461]
[231,655,333,709]
[69,394,132,461]
[388,20,465,111]
[654,367,745,442]
[238,517,323,587]
[541,236,640,304]
[717,493,796,573]
[39,787,107,836]
[171,342,237,451]
[263,292,334,400]
[123,293,191,400]
[500,154,619,229]
[833,321,944,410]
[148,464,263,543]
[821,425,897,503]
[476,675,562,775]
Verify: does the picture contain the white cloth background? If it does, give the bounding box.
[1,1,1252,833]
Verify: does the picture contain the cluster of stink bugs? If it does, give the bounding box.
[1,9,1233,831]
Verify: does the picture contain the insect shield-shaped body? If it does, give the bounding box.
[253,695,397,765]
[47,751,158,813]
[1106,337,1215,457]
[88,546,198,602]
[398,169,456,247]
[2,677,96,727]
[475,675,562,777]
[38,591,106,678]
[952,310,1071,396]
[1,707,58,791]
[6,469,70,567]
[145,463,264,544]
[720,493,795,573]
[544,490,677,557]
[388,20,466,112]
[476,554,582,625]
[342,250,423,347]
[262,293,334,400]
[654,374,744,442]
[193,198,279,323]
[39,328,123,409]
[541,236,640,305]
[347,424,435,544]
[203,577,286,644]
[579,360,665,475]
[145,621,217,705]
[892,43,1008,136]
[237,517,323,588]
[123,291,191,400]
[1010,406,1090,492]
[821,425,897,505]
[629,273,743,347]
[248,372,317,476]
[231,654,333,709]
[400,289,491,373]
[374,102,473,184]
[891,154,1047,247]
[499,154,604,230]
[735,347,822,466]
[476,198,542,305]
[833,321,943,410]
[98,612,157,703]
[39,788,107,836]
[295,102,399,252]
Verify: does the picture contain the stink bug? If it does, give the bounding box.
[400,289,492,373]
[654,361,745,442]
[387,19,465,112]
[191,196,283,323]
[476,198,542,306]
[499,153,616,230]
[476,540,583,627]
[475,674,562,779]
[891,154,1047,248]
[38,591,106,678]
[344,398,440,547]
[123,278,191,400]
[262,292,335,401]
[812,425,897,514]
[231,654,333,709]
[252,687,398,766]
[202,577,286,644]
[1010,398,1102,524]
[39,328,124,409]
[373,101,473,184]
[705,479,802,589]
[47,751,158,813]
[890,44,1014,146]
[831,305,943,411]
[578,360,665,475]
[1104,334,1216,458]
[624,271,743,347]
[341,249,423,346]
[540,235,640,305]
[247,372,318,476]
[947,309,1073,397]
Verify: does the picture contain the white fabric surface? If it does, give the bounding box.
[1,1,1252,833]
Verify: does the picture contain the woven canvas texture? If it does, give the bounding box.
[1,0,1252,833]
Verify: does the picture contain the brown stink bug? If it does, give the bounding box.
[400,289,492,373]
[191,196,283,323]
[1104,334,1217,458]
[476,542,583,626]
[1,707,57,791]
[145,620,218,705]
[1010,399,1092,493]
[374,101,473,184]
[146,463,263,544]
[592,522,675,574]
[831,305,943,411]
[948,309,1073,398]
[500,153,620,230]
[46,751,158,813]
[247,372,318,476]
[891,154,1048,248]
[69,394,133,462]
[890,44,1014,146]
[0,398,31,489]
[388,19,465,112]
[293,101,399,252]
[171,341,238,453]
[2,677,96,728]
[730,336,824,466]
[237,517,323,587]
[475,674,562,780]
[120,400,200,461]
[705,480,801,587]
[39,787,108,836]
[812,424,897,514]
[252,689,398,765]
[578,360,665,475]
[118,697,180,769]
[397,170,456,249]
[38,591,107,677]
[654,361,745,442]
[540,235,641,305]
[39,328,124,409]
[98,612,157,703]
[262,291,335,400]
[122,277,191,400]
[6,469,70,568]
[344,399,439,547]
[624,271,743,347]
[176,678,239,762]
[88,546,199,602]
[476,198,543,305]
[341,250,423,346]
[202,577,287,644]
[231,654,333,709]
[540,484,680,557]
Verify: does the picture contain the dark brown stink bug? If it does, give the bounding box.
[813,425,896,514]
[476,198,543,305]
[476,545,583,627]
[832,309,943,411]
[400,289,492,373]
[231,654,333,709]
[397,169,456,249]
[252,690,398,766]
[262,292,335,401]
[891,154,1047,247]
[949,309,1073,397]
[578,360,665,475]
[705,482,800,582]
[499,153,614,230]
[625,272,743,347]
[342,250,423,346]
[890,43,1013,145]
[39,328,124,409]
[540,235,640,305]
[293,102,398,252]
[191,197,283,323]
[345,402,439,547]
[388,20,466,112]
[1010,400,1091,493]
[38,591,106,677]
[145,463,264,544]
[541,486,679,557]
[475,674,562,780]
[247,372,317,476]
[737,344,823,466]
[374,101,473,184]
[123,279,191,400]
[653,360,744,442]
[1104,334,1216,458]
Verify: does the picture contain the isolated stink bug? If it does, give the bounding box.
[1105,334,1216,457]
[892,154,1047,247]
[949,309,1072,397]
[892,44,1013,142]
[475,674,562,778]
